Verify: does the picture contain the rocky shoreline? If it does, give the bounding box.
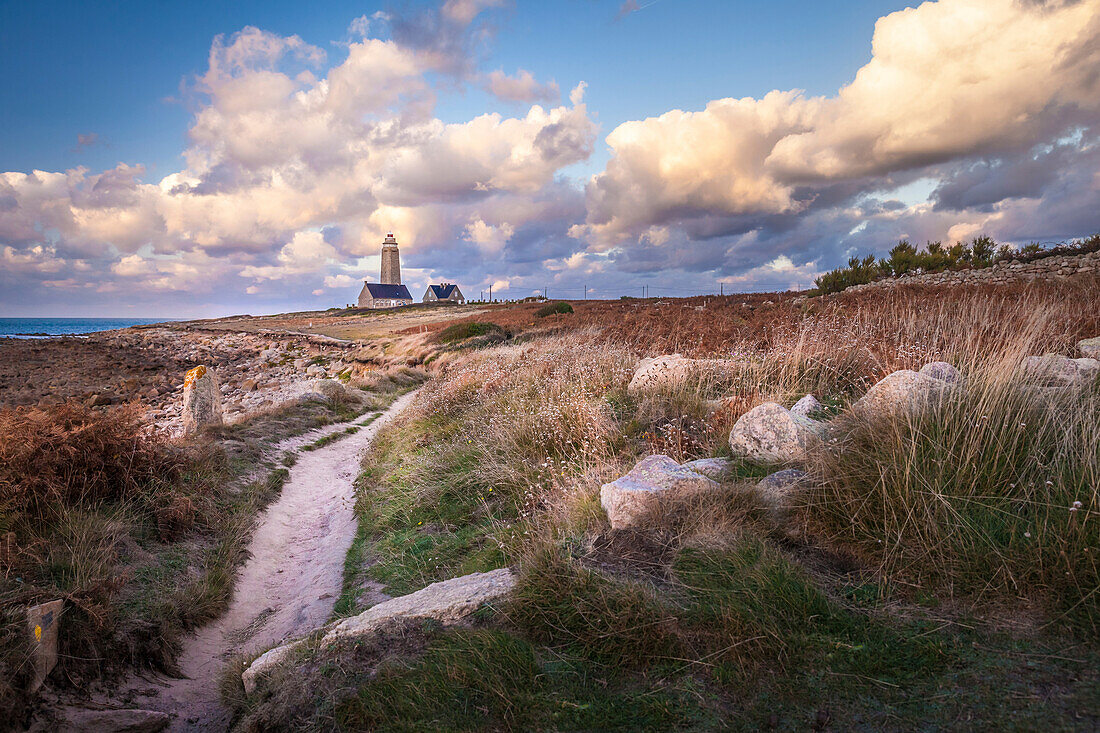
[0,325,382,435]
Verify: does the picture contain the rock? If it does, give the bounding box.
[728,403,823,464]
[789,394,822,418]
[919,361,962,384]
[1021,354,1100,386]
[600,455,718,529]
[627,354,705,394]
[305,379,346,403]
[182,365,223,434]
[243,569,516,694]
[260,348,279,362]
[756,469,810,511]
[59,708,169,733]
[853,370,950,414]
[679,457,735,481]
[26,599,63,692]
[242,379,258,392]
[305,364,326,377]
[1079,337,1100,359]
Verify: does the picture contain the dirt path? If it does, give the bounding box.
[119,390,419,731]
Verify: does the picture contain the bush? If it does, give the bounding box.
[535,301,574,318]
[437,321,504,344]
[816,233,1100,295]
[0,402,190,518]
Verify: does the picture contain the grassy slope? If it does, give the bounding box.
[236,282,1100,731]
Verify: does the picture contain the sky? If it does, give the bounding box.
[1,0,1098,317]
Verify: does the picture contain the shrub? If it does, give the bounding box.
[535,301,574,318]
[437,321,504,344]
[0,402,191,518]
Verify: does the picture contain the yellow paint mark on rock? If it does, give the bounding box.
[34,624,42,642]
[184,365,207,388]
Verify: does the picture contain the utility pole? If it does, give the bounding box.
[489,284,492,302]
[720,283,723,296]
[584,284,587,300]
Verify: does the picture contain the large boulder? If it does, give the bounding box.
[1079,337,1100,359]
[627,354,707,394]
[1022,354,1100,386]
[600,455,719,529]
[181,365,223,434]
[243,569,515,694]
[919,361,962,384]
[853,370,951,414]
[789,394,822,418]
[728,403,823,464]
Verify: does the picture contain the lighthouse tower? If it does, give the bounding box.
[380,232,401,285]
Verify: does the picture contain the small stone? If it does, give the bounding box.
[919,361,962,384]
[679,457,735,481]
[1073,336,1100,358]
[854,370,951,414]
[728,403,823,464]
[305,379,346,402]
[789,394,823,418]
[600,455,719,529]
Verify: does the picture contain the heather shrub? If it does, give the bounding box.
[0,402,193,518]
[535,301,573,317]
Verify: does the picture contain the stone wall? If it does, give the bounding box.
[843,249,1100,293]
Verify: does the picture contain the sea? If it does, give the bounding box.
[0,317,175,339]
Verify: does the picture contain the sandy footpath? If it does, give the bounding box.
[110,390,419,731]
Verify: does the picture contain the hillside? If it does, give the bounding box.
[221,275,1099,731]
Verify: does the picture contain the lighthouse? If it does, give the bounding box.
[357,232,413,308]
[380,232,401,285]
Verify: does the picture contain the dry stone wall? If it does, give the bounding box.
[844,250,1100,293]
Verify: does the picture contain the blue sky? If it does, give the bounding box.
[2,0,1098,316]
[1,0,899,177]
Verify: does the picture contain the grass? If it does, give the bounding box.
[807,368,1099,631]
[234,278,1100,729]
[300,425,360,452]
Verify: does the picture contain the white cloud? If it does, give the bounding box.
[583,0,1100,244]
[485,69,559,104]
[463,217,515,253]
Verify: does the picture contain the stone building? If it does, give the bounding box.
[358,233,413,308]
[423,283,465,304]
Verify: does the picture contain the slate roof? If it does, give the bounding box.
[362,282,413,300]
[428,283,459,299]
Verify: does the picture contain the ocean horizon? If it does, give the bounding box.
[0,317,179,338]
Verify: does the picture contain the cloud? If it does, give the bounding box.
[582,0,1100,249]
[485,69,559,103]
[464,217,515,253]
